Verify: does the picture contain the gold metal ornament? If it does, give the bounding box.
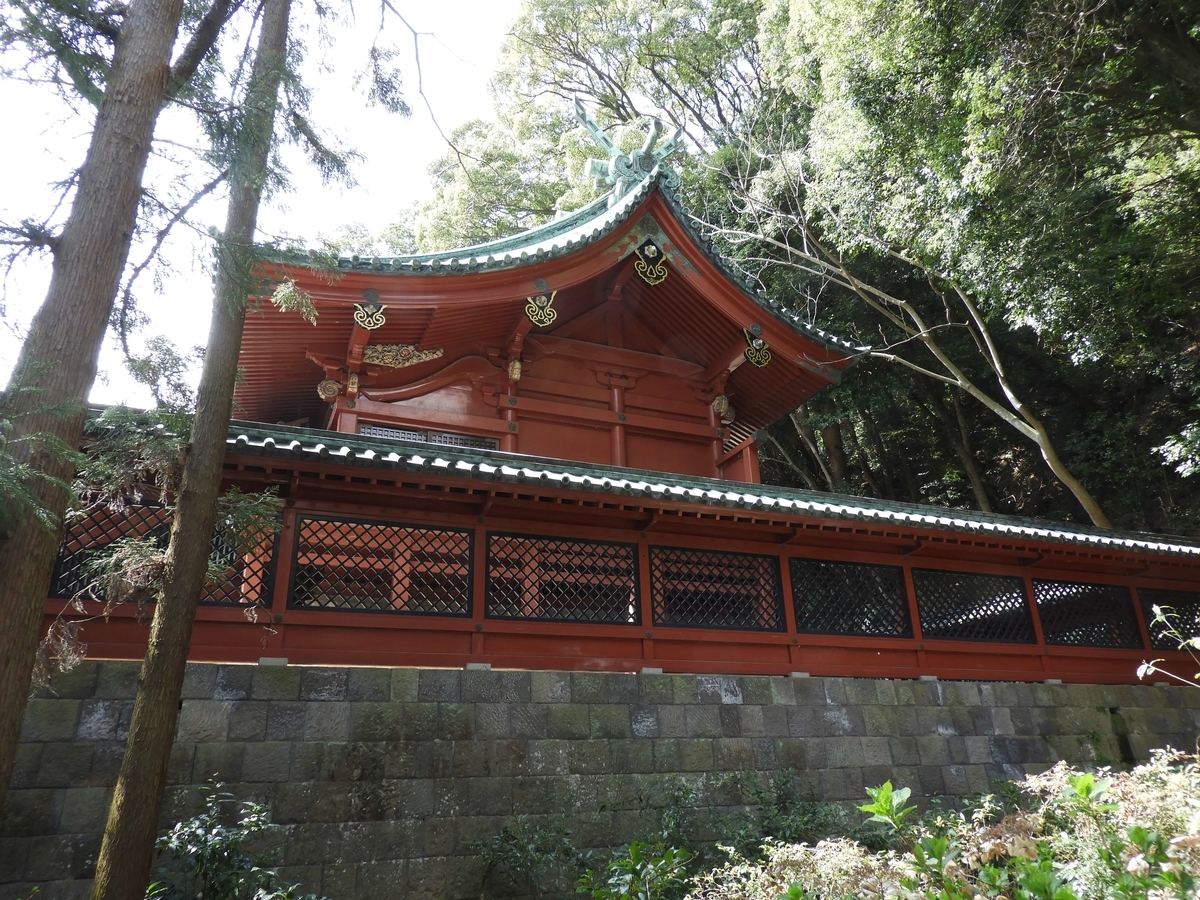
[353,302,386,330]
[317,378,341,401]
[711,394,730,415]
[508,358,523,382]
[525,291,557,327]
[633,237,668,285]
[362,344,444,368]
[743,328,771,368]
[347,373,359,394]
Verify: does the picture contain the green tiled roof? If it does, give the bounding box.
[226,419,1200,560]
[262,168,866,359]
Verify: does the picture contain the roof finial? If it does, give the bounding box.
[574,99,684,206]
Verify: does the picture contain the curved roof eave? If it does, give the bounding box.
[261,169,867,361]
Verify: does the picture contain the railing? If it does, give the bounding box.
[45,503,1200,683]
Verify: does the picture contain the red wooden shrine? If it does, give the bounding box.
[46,166,1200,684]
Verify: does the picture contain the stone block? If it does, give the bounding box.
[820,706,865,737]
[861,736,891,767]
[321,864,357,900]
[265,701,308,741]
[786,705,818,737]
[93,662,139,700]
[825,737,864,769]
[590,705,631,739]
[713,738,754,770]
[916,706,956,737]
[637,672,673,704]
[767,676,796,706]
[403,703,439,741]
[20,700,80,742]
[58,788,107,834]
[212,665,252,700]
[773,738,806,771]
[607,674,639,704]
[570,672,607,704]
[418,669,461,702]
[875,680,898,705]
[525,740,570,776]
[762,706,789,737]
[0,837,30,881]
[531,671,570,703]
[166,742,195,785]
[300,667,348,701]
[388,668,419,702]
[684,706,721,738]
[568,742,609,775]
[242,742,291,782]
[894,706,920,736]
[74,700,121,742]
[406,855,449,900]
[192,743,243,783]
[176,700,233,743]
[22,835,78,881]
[917,765,945,797]
[251,665,301,701]
[439,703,474,741]
[916,736,951,766]
[656,706,687,738]
[356,859,408,900]
[863,706,895,737]
[736,706,766,737]
[964,735,992,764]
[539,703,584,740]
[486,740,527,777]
[889,737,920,766]
[41,666,99,701]
[36,743,94,788]
[844,679,879,707]
[941,765,970,795]
[630,706,658,739]
[8,745,41,790]
[609,739,654,774]
[228,701,268,741]
[348,668,391,702]
[509,704,548,739]
[697,675,744,705]
[818,767,864,801]
[679,739,714,772]
[670,675,699,705]
[474,704,510,739]
[349,703,403,742]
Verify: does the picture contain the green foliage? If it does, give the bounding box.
[268,279,317,325]
[469,814,581,899]
[858,780,915,831]
[148,785,323,900]
[578,842,690,900]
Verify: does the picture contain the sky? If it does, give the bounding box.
[0,0,526,407]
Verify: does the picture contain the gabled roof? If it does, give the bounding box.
[262,168,863,358]
[243,170,863,444]
[224,419,1200,561]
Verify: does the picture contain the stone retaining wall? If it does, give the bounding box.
[4,662,1198,900]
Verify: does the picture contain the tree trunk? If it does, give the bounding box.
[858,408,897,500]
[812,397,847,490]
[88,1,291,896]
[841,415,883,497]
[790,405,836,491]
[0,0,186,816]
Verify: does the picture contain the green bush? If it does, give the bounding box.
[689,751,1200,900]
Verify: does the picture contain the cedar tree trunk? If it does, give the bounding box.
[88,0,291,895]
[0,0,186,815]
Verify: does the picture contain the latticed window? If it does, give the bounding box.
[289,517,471,615]
[649,547,784,631]
[1138,588,1200,650]
[358,423,499,451]
[912,569,1036,643]
[790,558,911,637]
[486,534,638,623]
[50,503,276,606]
[1034,579,1142,648]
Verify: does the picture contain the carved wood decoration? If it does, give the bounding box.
[362,344,444,369]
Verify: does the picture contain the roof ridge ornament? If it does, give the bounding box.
[575,99,684,206]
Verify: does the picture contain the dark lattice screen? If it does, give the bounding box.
[649,547,784,631]
[1034,579,1142,648]
[358,423,499,451]
[487,534,638,623]
[912,569,1035,642]
[289,517,471,615]
[1138,588,1200,650]
[790,558,911,637]
[50,503,275,606]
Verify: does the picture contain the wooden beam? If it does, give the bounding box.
[552,303,610,340]
[526,335,703,379]
[349,395,513,435]
[698,337,749,387]
[486,392,718,441]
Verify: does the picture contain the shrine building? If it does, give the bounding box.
[47,129,1200,685]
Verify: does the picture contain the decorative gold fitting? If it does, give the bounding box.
[353,302,386,330]
[316,378,341,401]
[508,358,522,382]
[743,327,771,368]
[525,291,557,327]
[633,237,668,285]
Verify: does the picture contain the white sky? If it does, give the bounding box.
[0,0,526,407]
